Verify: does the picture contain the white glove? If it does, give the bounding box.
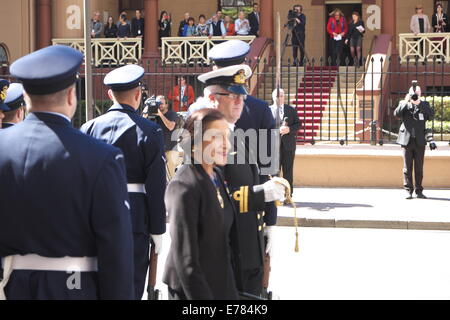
[150,234,163,255]
[257,179,286,202]
[264,226,274,256]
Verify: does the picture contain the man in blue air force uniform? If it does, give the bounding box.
[0,45,134,300]
[80,65,167,300]
[2,83,26,129]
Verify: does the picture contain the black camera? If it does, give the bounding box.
[286,10,297,30]
[412,80,418,94]
[425,129,437,150]
[144,95,161,116]
[411,94,419,101]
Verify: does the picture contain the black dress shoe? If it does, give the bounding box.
[416,192,427,199]
[406,191,413,199]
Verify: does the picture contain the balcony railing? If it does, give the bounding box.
[161,36,256,65]
[399,33,450,63]
[52,38,142,67]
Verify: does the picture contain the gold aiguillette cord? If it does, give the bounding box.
[270,176,299,253]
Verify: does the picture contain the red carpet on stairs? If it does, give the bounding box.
[292,66,338,143]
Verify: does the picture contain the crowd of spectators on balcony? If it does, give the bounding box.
[90,6,262,44]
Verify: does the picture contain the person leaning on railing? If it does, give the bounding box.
[209,14,226,37]
[224,15,236,36]
[182,17,198,37]
[196,15,210,37]
[104,16,118,38]
[235,11,251,36]
[117,14,131,39]
[410,4,432,35]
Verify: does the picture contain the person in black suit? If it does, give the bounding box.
[0,46,134,300]
[291,4,306,66]
[432,3,449,33]
[270,89,301,198]
[394,91,434,199]
[163,108,242,300]
[248,3,260,37]
[80,65,167,300]
[131,10,145,38]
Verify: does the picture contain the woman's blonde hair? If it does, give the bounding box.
[330,9,344,17]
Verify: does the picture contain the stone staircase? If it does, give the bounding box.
[256,65,363,144]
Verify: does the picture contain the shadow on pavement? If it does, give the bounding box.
[294,202,373,212]
[424,197,450,202]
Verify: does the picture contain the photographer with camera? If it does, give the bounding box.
[143,95,181,179]
[394,81,435,199]
[289,5,306,67]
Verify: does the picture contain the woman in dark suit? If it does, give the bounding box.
[163,108,242,300]
[345,12,365,66]
[432,3,449,33]
[104,16,118,38]
[159,11,172,47]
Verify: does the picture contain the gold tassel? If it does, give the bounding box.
[271,176,299,253]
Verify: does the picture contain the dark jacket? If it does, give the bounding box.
[117,23,131,38]
[394,100,434,147]
[0,113,134,299]
[236,95,278,227]
[104,23,118,38]
[248,11,260,36]
[131,17,145,37]
[80,104,167,235]
[280,104,301,152]
[347,20,365,40]
[159,19,171,37]
[178,20,188,36]
[163,164,242,300]
[432,13,449,32]
[222,132,267,271]
[293,13,306,33]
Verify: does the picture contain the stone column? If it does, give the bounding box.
[381,0,397,53]
[37,0,52,49]
[259,0,273,39]
[143,0,159,58]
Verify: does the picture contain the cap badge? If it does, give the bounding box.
[234,70,246,85]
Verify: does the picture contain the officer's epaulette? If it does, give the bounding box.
[233,186,249,213]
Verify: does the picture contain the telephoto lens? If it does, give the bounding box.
[425,129,437,150]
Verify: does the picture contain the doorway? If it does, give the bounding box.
[325,3,363,64]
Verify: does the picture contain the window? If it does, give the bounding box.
[219,0,254,20]
[0,44,9,67]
